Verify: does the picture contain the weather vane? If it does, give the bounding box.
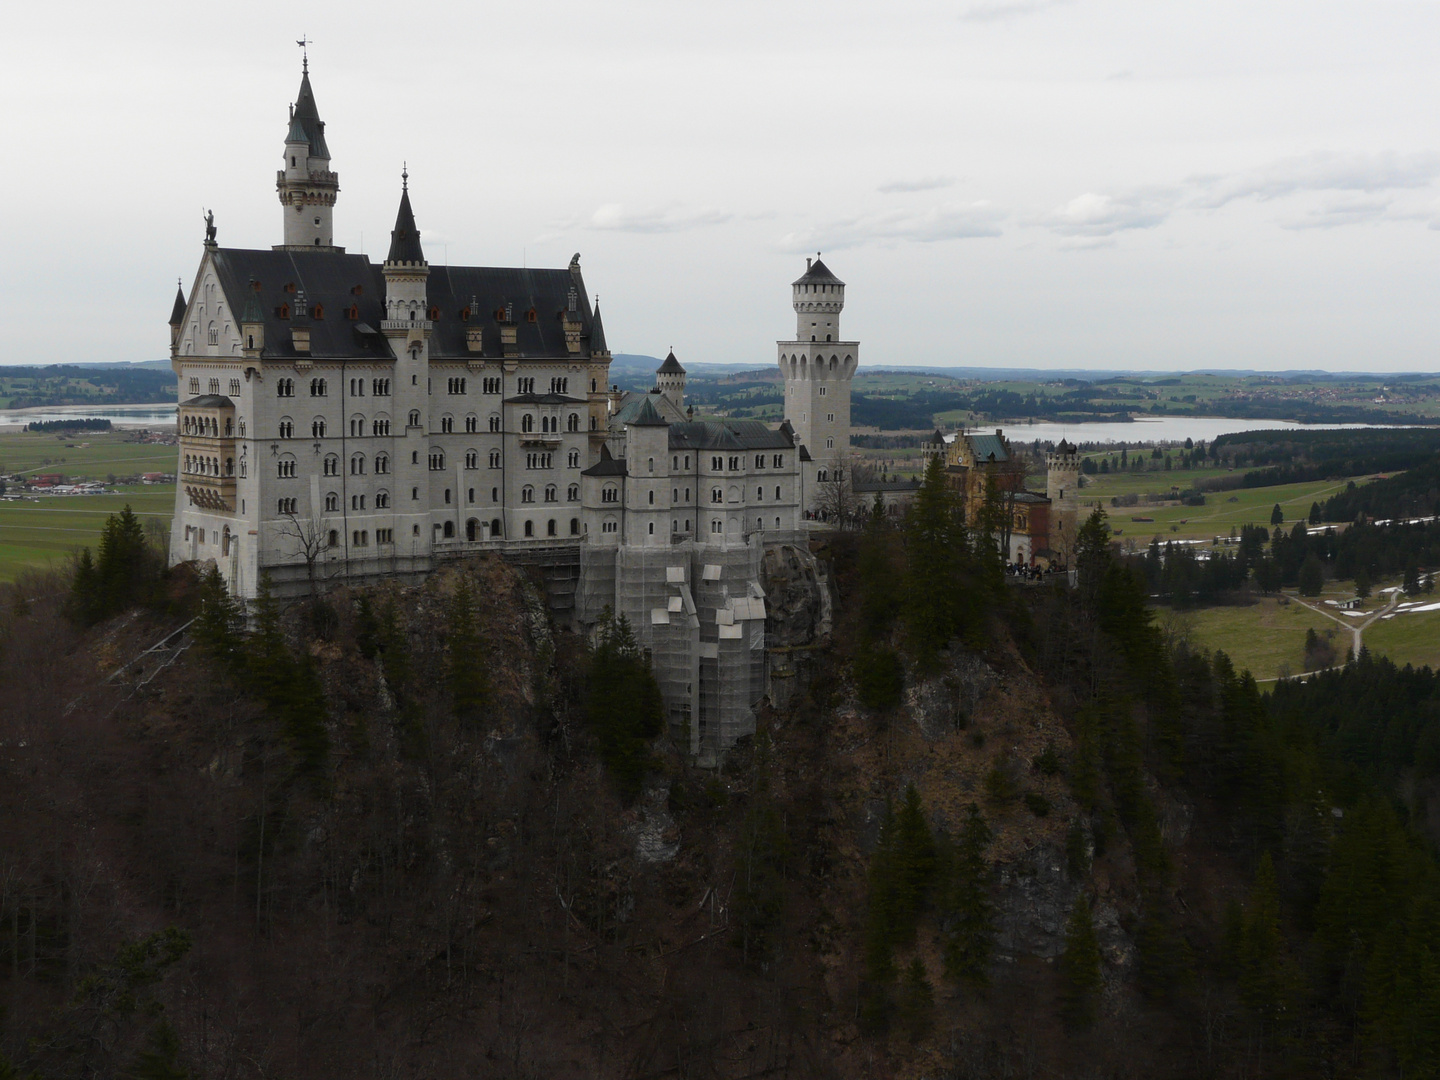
[296,35,311,72]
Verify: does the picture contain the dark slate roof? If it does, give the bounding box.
[1013,491,1051,504]
[181,395,233,408]
[209,249,603,362]
[209,248,396,361]
[581,444,628,477]
[239,285,265,324]
[613,390,685,425]
[426,264,597,358]
[590,299,608,354]
[853,477,921,493]
[965,433,1009,462]
[666,419,796,452]
[793,257,843,287]
[386,183,425,265]
[1055,438,1075,454]
[291,69,330,159]
[799,445,812,462]
[628,396,669,427]
[503,392,588,406]
[657,350,685,375]
[930,429,946,443]
[169,284,187,326]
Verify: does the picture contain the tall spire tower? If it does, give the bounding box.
[275,56,341,250]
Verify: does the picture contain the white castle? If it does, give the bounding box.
[168,61,858,759]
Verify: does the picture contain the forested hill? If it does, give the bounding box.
[6,488,1440,1077]
[0,365,176,408]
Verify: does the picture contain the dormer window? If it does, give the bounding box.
[346,305,358,319]
[460,306,471,322]
[428,306,440,321]
[526,308,538,323]
[279,303,290,320]
[313,304,324,320]
[352,285,363,296]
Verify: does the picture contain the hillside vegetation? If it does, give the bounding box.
[3,474,1440,1077]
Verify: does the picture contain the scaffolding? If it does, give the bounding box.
[576,535,770,764]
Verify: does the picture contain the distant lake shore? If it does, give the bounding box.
[0,403,176,430]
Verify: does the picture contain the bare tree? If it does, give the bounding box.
[276,506,335,594]
[814,454,859,529]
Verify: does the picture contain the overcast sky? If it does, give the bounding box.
[4,0,1440,372]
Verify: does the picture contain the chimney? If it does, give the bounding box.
[806,257,812,270]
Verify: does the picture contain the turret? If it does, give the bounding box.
[1046,439,1080,561]
[382,169,428,322]
[792,255,844,342]
[656,350,686,411]
[275,58,341,250]
[168,280,187,357]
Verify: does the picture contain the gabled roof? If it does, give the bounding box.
[1055,438,1075,454]
[657,350,685,375]
[853,477,921,494]
[503,392,588,406]
[581,444,628,477]
[964,433,1009,463]
[666,419,796,452]
[169,283,187,326]
[627,396,669,427]
[386,179,425,265]
[181,395,233,408]
[613,390,686,426]
[793,257,843,287]
[205,248,601,361]
[931,429,946,444]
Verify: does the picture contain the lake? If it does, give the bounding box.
[976,416,1416,447]
[0,403,176,430]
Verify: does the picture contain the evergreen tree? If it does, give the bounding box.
[192,565,245,673]
[1238,853,1290,1029]
[445,576,490,726]
[1355,566,1372,600]
[903,455,964,666]
[940,803,995,987]
[1309,501,1322,524]
[1298,555,1325,597]
[69,546,100,624]
[1059,894,1103,1029]
[1271,503,1285,526]
[733,728,790,968]
[1404,560,1422,596]
[585,608,663,802]
[897,957,935,1042]
[125,1020,188,1080]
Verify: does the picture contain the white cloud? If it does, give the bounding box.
[780,202,1004,251]
[1278,198,1394,230]
[1198,151,1440,208]
[960,0,1071,23]
[877,176,956,194]
[1038,189,1175,238]
[586,203,733,234]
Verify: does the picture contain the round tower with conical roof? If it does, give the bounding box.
[1046,439,1080,561]
[656,350,686,411]
[777,255,858,510]
[276,58,341,250]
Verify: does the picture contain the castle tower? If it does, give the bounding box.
[381,171,432,554]
[1046,439,1080,562]
[778,256,857,503]
[275,58,341,250]
[656,350,686,410]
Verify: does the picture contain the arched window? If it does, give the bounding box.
[325,492,339,511]
[350,453,366,475]
[570,518,580,535]
[648,490,655,505]
[547,519,557,536]
[522,485,535,503]
[567,484,579,501]
[522,413,534,433]
[350,414,366,437]
[544,484,557,502]
[374,453,389,474]
[441,415,454,434]
[524,520,534,537]
[278,417,294,438]
[465,413,478,433]
[491,518,502,536]
[376,490,390,508]
[443,520,454,538]
[489,450,501,468]
[465,450,477,469]
[312,417,326,438]
[408,410,421,427]
[567,413,579,432]
[568,450,580,468]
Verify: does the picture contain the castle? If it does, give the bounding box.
[167,60,1076,759]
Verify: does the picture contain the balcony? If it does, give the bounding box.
[182,475,236,513]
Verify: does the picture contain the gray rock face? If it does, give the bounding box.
[631,784,680,864]
[760,544,829,648]
[993,841,1133,967]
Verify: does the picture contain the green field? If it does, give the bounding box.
[0,430,176,581]
[0,429,177,479]
[1179,597,1350,680]
[1363,606,1440,671]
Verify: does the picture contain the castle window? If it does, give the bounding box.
[278,417,294,438]
[189,378,200,395]
[323,454,338,476]
[349,378,364,396]
[347,305,359,320]
[571,518,580,535]
[489,450,501,468]
[351,415,366,437]
[441,415,454,434]
[312,418,327,438]
[526,308,538,323]
[375,453,389,474]
[567,484,579,501]
[312,377,331,397]
[775,486,781,500]
[372,418,391,436]
[602,485,618,504]
[648,490,655,505]
[522,414,534,433]
[329,529,339,547]
[489,415,501,432]
[567,450,579,468]
[518,377,535,394]
[548,519,557,536]
[277,378,294,397]
[465,450,478,469]
[567,413,579,432]
[492,518,502,536]
[648,522,655,535]
[460,306,470,322]
[711,519,722,534]
[313,304,324,320]
[492,487,498,501]
[483,377,501,394]
[773,454,783,468]
[467,488,474,503]
[826,438,834,449]
[428,307,440,321]
[757,487,763,500]
[377,528,393,543]
[465,414,478,433]
[448,377,466,395]
[372,378,390,396]
[279,304,290,320]
[277,458,297,478]
[444,489,451,504]
[711,488,722,504]
[544,485,557,502]
[376,490,389,508]
[522,486,535,503]
[428,450,445,470]
[208,378,220,395]
[351,494,366,510]
[712,456,723,471]
[350,453,366,475]
[408,410,421,427]
[278,497,297,514]
[525,520,534,537]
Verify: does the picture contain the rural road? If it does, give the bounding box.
[1287,588,1400,664]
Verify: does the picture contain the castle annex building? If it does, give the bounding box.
[168,62,853,760]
